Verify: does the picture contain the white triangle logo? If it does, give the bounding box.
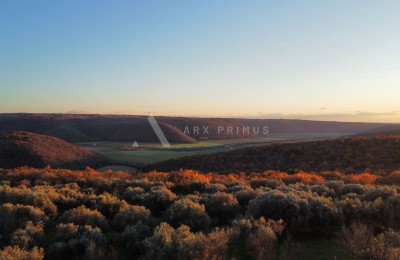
[132,141,140,148]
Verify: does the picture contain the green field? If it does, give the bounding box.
[102,146,232,165]
[76,132,351,167]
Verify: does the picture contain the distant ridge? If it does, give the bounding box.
[0,131,107,169]
[0,113,390,143]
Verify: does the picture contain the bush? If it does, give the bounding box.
[55,223,79,241]
[338,222,400,260]
[247,191,308,227]
[247,225,277,260]
[10,221,45,249]
[340,184,367,196]
[0,203,48,239]
[204,192,240,223]
[165,198,210,231]
[59,205,107,230]
[122,222,152,257]
[0,246,44,260]
[48,225,107,259]
[89,192,129,219]
[143,186,177,216]
[112,205,151,231]
[144,223,229,260]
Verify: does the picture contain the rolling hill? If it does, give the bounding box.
[0,113,390,143]
[359,124,400,136]
[148,136,400,173]
[0,131,108,169]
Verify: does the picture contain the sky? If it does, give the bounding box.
[1,1,400,122]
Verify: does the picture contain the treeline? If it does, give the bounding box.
[149,136,400,173]
[0,167,400,259]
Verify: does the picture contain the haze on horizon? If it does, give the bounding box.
[1,1,399,123]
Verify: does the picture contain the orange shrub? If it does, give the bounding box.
[168,169,211,185]
[376,171,400,185]
[283,173,325,185]
[344,173,378,185]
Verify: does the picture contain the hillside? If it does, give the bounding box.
[148,136,400,173]
[359,124,400,136]
[0,113,389,143]
[231,118,387,133]
[0,131,107,169]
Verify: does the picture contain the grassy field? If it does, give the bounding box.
[102,146,232,165]
[76,132,351,167]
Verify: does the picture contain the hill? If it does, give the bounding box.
[0,113,389,143]
[0,131,107,169]
[148,136,400,173]
[359,124,400,136]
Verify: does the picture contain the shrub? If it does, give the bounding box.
[0,203,48,239]
[204,192,240,223]
[144,223,229,260]
[55,223,79,241]
[340,184,367,196]
[112,205,151,231]
[10,221,45,249]
[143,186,177,216]
[122,222,152,257]
[165,198,210,231]
[247,225,277,260]
[234,189,259,206]
[338,222,400,260]
[247,191,308,227]
[345,173,378,185]
[48,225,107,259]
[284,173,325,185]
[90,192,129,219]
[59,205,107,230]
[0,246,44,260]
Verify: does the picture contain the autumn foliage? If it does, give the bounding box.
[0,167,399,259]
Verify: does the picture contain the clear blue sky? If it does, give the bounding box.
[1,1,399,122]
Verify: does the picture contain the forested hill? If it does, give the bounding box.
[0,113,388,142]
[148,136,400,173]
[0,131,107,169]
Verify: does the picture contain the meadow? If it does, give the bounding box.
[76,132,349,167]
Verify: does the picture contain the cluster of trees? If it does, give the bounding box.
[0,167,400,259]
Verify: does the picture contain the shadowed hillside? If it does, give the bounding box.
[0,131,108,169]
[359,124,400,136]
[148,136,400,173]
[0,114,389,143]
[0,114,197,143]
